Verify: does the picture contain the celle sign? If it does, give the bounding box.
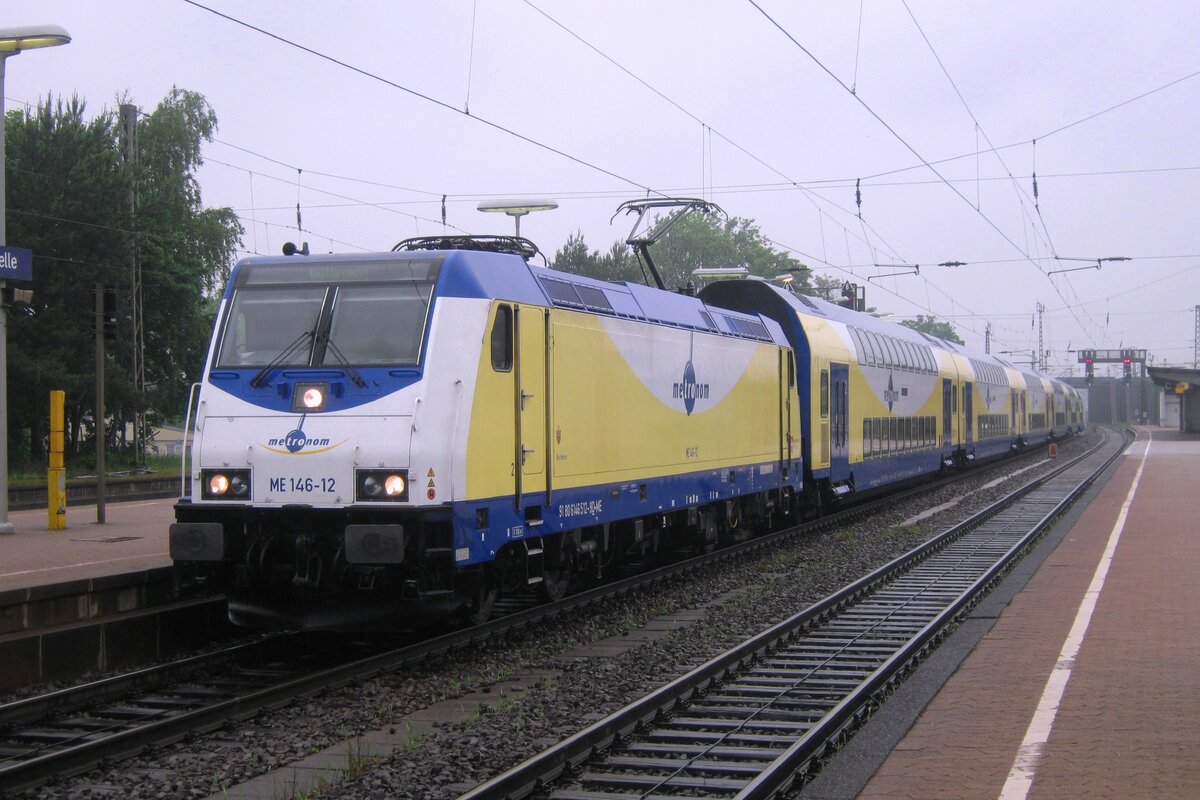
[0,247,33,282]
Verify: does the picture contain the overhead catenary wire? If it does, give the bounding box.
[747,0,1112,352]
[21,1,1180,362]
[181,0,662,196]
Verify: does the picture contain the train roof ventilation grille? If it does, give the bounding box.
[541,278,584,308]
[722,315,771,341]
[540,278,615,313]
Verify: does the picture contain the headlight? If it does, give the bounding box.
[202,469,251,500]
[356,469,409,502]
[292,382,328,412]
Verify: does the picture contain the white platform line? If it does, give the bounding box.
[998,430,1152,800]
[0,552,170,580]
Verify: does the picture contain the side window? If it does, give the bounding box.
[490,304,513,371]
[820,369,829,417]
[788,353,796,388]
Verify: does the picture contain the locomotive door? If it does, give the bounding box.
[514,305,549,510]
[942,378,953,448]
[830,362,850,480]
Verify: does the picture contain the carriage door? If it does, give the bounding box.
[830,362,850,480]
[964,382,974,446]
[1011,389,1018,438]
[942,378,953,448]
[514,305,548,512]
[779,350,796,474]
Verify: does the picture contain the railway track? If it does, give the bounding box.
[0,438,1090,796]
[457,427,1129,799]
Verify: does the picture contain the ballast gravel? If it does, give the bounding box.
[22,433,1097,800]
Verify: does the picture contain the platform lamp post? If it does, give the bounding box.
[477,199,558,238]
[0,25,71,534]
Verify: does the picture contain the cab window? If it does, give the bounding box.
[490,304,513,371]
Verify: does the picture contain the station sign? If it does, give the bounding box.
[0,246,33,283]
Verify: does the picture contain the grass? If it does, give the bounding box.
[10,452,184,487]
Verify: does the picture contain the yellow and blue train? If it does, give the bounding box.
[700,281,1083,509]
[170,236,1080,630]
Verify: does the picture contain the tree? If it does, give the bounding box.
[550,213,812,295]
[900,315,964,345]
[550,230,641,284]
[133,89,242,425]
[4,89,241,468]
[651,213,809,292]
[807,274,849,303]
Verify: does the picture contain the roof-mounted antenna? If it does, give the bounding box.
[612,197,725,290]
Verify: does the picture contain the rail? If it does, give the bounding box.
[456,427,1129,799]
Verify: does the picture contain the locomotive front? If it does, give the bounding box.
[170,251,464,630]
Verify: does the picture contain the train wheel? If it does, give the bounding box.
[462,571,498,625]
[540,539,573,602]
[541,565,571,601]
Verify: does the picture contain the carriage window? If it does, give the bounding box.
[866,332,884,365]
[491,304,513,371]
[820,370,829,417]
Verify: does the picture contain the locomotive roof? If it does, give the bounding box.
[226,248,790,348]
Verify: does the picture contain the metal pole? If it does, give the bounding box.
[0,27,71,534]
[94,284,106,523]
[0,54,12,534]
[120,103,145,467]
[1036,302,1045,372]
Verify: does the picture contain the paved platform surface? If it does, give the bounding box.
[0,497,176,593]
[805,425,1199,799]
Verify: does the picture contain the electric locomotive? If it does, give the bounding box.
[171,237,802,630]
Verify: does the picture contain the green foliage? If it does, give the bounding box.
[550,230,642,283]
[899,315,964,345]
[807,273,850,303]
[650,213,810,291]
[5,89,241,468]
[550,212,813,294]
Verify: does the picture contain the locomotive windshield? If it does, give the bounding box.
[215,257,439,368]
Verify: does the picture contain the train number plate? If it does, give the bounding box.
[269,476,337,494]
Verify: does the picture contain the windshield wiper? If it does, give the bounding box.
[320,336,368,388]
[249,330,315,388]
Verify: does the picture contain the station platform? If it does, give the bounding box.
[804,425,1199,799]
[0,496,176,593]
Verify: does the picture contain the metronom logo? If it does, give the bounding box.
[672,360,710,416]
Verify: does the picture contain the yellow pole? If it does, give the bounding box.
[48,390,66,529]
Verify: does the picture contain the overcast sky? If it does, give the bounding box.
[5,1,1198,375]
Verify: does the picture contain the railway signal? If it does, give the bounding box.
[1076,348,1144,385]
